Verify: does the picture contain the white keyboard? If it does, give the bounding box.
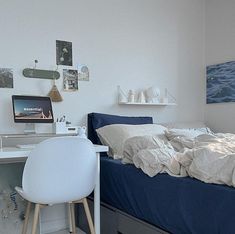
[16,144,36,149]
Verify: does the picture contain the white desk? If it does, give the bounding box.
[0,144,108,234]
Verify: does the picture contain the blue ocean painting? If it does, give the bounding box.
[207,61,235,104]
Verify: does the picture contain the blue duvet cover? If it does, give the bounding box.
[100,156,235,234]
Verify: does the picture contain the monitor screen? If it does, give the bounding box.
[12,95,54,123]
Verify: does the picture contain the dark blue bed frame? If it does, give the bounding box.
[77,113,235,234]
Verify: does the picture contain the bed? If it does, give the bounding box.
[78,112,235,234]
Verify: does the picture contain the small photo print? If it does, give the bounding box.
[63,69,78,91]
[56,40,73,66]
[78,65,89,81]
[0,68,13,88]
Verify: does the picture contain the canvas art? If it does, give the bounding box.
[207,61,235,104]
[78,65,89,81]
[0,68,13,88]
[56,40,73,66]
[63,69,78,91]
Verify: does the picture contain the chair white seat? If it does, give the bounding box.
[15,186,33,203]
[16,136,96,234]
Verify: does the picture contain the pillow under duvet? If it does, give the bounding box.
[96,124,167,159]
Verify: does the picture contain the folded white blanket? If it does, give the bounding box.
[124,133,235,187]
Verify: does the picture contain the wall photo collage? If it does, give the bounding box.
[0,40,90,102]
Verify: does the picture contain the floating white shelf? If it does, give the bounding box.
[119,102,177,106]
[117,86,177,107]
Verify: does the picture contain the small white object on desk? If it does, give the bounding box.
[53,122,67,134]
[66,126,78,134]
[77,126,87,138]
[53,122,78,134]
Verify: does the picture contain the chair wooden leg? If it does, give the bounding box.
[31,204,40,234]
[22,201,31,234]
[82,198,95,234]
[69,203,76,234]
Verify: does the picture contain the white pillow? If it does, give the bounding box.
[96,124,167,159]
[162,121,206,129]
[162,122,213,135]
[165,128,206,141]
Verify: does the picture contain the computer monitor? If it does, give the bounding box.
[12,95,54,134]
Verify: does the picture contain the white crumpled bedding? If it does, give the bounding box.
[122,133,235,187]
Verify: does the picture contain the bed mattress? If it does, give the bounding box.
[100,156,235,234]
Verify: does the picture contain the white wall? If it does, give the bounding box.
[0,1,205,232]
[205,0,235,133]
[0,0,205,134]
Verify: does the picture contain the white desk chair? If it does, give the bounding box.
[15,137,96,234]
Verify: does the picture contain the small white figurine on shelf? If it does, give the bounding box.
[138,91,146,103]
[128,90,135,103]
[145,86,160,103]
[162,88,168,103]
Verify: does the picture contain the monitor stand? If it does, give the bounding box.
[24,123,36,134]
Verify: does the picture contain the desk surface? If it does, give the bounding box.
[0,133,78,138]
[0,145,108,163]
